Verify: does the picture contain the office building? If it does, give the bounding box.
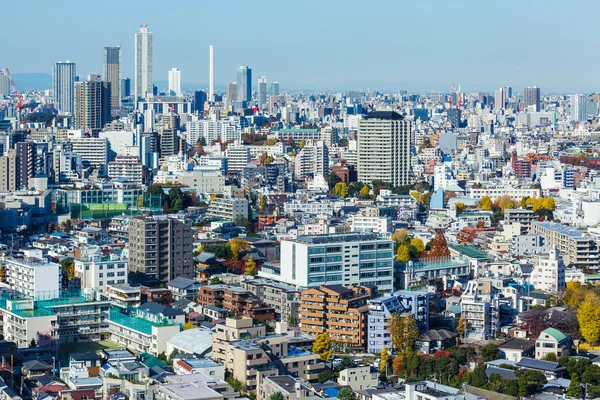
[299,285,376,348]
[15,142,35,189]
[53,61,76,114]
[367,290,430,353]
[103,46,121,111]
[75,74,111,133]
[128,215,194,284]
[494,88,504,110]
[121,78,131,98]
[357,111,412,187]
[236,66,251,105]
[134,25,153,99]
[269,82,280,96]
[258,76,267,107]
[279,232,394,291]
[168,67,181,96]
[524,86,541,112]
[570,94,588,122]
[5,249,60,299]
[160,129,179,158]
[447,108,461,128]
[209,45,215,101]
[194,90,207,113]
[226,82,237,106]
[0,70,9,97]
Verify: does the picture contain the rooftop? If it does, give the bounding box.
[539,327,568,342]
[293,232,382,244]
[533,221,586,238]
[364,111,404,120]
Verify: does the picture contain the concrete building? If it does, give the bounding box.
[168,68,181,96]
[338,366,378,391]
[535,328,572,360]
[524,86,541,112]
[504,209,538,234]
[53,61,76,114]
[257,76,267,108]
[5,249,60,299]
[205,197,249,221]
[509,235,548,257]
[196,285,275,322]
[366,290,430,354]
[530,221,599,268]
[107,155,144,184]
[70,137,109,176]
[357,111,411,186]
[460,280,500,340]
[466,186,539,200]
[299,285,375,349]
[225,143,251,173]
[128,215,194,284]
[294,140,329,180]
[236,66,251,105]
[75,74,111,133]
[530,246,566,292]
[240,279,301,323]
[74,253,128,293]
[187,118,242,145]
[134,25,154,99]
[0,153,17,191]
[350,214,392,234]
[178,170,225,195]
[103,46,121,111]
[258,375,314,400]
[280,233,395,291]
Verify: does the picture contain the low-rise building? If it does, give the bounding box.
[498,338,535,362]
[258,375,315,400]
[240,279,301,322]
[535,328,572,360]
[530,246,566,292]
[74,253,128,293]
[5,249,61,299]
[205,197,249,221]
[338,365,378,391]
[530,221,599,269]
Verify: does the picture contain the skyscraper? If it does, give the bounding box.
[494,88,504,110]
[226,82,237,105]
[447,108,461,128]
[194,91,207,113]
[168,68,181,96]
[269,81,280,96]
[134,25,154,99]
[0,70,10,97]
[209,45,215,101]
[258,76,267,108]
[103,46,121,111]
[53,61,76,114]
[236,66,251,105]
[570,94,588,122]
[121,78,131,98]
[524,86,541,112]
[357,111,412,187]
[75,75,111,133]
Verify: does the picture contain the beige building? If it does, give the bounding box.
[357,111,411,186]
[0,152,17,191]
[338,365,378,390]
[258,375,315,400]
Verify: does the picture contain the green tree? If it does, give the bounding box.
[578,292,600,344]
[519,196,529,209]
[480,343,501,361]
[269,392,284,400]
[317,369,336,384]
[518,370,547,395]
[157,351,167,362]
[542,352,557,362]
[387,313,419,354]
[210,276,222,285]
[337,387,355,400]
[312,332,332,361]
[397,245,410,262]
[226,376,243,392]
[566,373,582,397]
[328,173,342,189]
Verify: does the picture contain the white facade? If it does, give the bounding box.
[350,215,392,234]
[109,318,181,356]
[338,366,378,391]
[70,138,109,176]
[74,254,128,293]
[466,187,540,200]
[134,25,154,99]
[168,68,181,96]
[279,233,394,291]
[108,156,143,184]
[294,140,329,179]
[5,249,60,299]
[226,143,251,173]
[187,117,242,145]
[209,45,215,101]
[205,197,249,221]
[178,170,225,194]
[530,246,566,292]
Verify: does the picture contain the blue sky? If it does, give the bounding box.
[5,0,599,92]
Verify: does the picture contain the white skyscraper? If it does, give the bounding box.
[53,61,76,114]
[258,76,267,108]
[570,94,587,122]
[168,68,181,96]
[209,45,215,101]
[0,70,10,97]
[134,25,154,99]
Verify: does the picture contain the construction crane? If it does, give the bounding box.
[4,68,24,124]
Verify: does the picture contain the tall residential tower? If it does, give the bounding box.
[236,66,251,105]
[134,25,153,99]
[53,61,76,114]
[258,76,267,107]
[168,68,181,96]
[103,46,121,111]
[524,86,541,112]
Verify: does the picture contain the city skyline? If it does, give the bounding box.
[4,0,600,93]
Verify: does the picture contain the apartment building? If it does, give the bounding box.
[5,249,61,299]
[128,215,194,284]
[357,111,412,186]
[294,140,329,180]
[530,221,599,269]
[338,366,378,391]
[105,284,142,307]
[530,246,566,292]
[277,129,321,142]
[226,143,251,173]
[280,232,394,291]
[460,280,500,340]
[367,290,430,354]
[240,279,301,322]
[212,317,266,365]
[0,289,111,349]
[505,209,538,234]
[350,214,392,234]
[196,285,275,322]
[178,170,225,194]
[509,235,548,257]
[69,138,109,176]
[155,373,239,400]
[258,375,315,400]
[212,318,326,390]
[299,285,376,349]
[465,186,539,200]
[74,253,128,293]
[205,197,249,221]
[107,155,143,184]
[108,303,182,355]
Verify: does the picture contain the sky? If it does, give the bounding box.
[5,0,600,93]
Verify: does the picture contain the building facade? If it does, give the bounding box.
[134,25,154,99]
[53,61,76,114]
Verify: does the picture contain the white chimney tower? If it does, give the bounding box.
[209,45,215,101]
